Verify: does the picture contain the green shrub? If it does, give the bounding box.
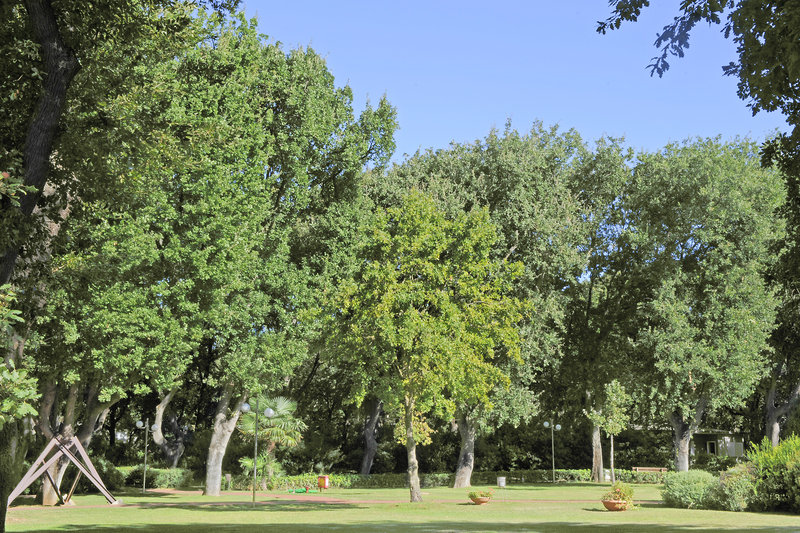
[785,461,800,513]
[703,464,755,512]
[123,464,157,488]
[616,469,667,484]
[747,435,800,512]
[153,468,194,489]
[661,470,716,509]
[421,472,454,488]
[75,457,125,493]
[222,467,648,492]
[122,466,193,489]
[692,452,739,474]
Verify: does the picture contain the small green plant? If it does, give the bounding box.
[468,489,494,499]
[601,481,634,508]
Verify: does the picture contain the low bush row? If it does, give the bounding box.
[116,465,195,490]
[112,467,610,492]
[660,467,755,511]
[661,435,800,513]
[615,469,666,484]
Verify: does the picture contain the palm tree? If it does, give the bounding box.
[238,396,306,487]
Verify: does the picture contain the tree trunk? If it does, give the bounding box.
[670,399,707,472]
[37,382,116,505]
[672,422,691,472]
[359,397,382,475]
[591,423,604,482]
[152,388,186,468]
[0,483,8,533]
[764,365,800,447]
[766,401,782,448]
[453,410,477,488]
[204,386,245,496]
[609,434,615,483]
[41,383,78,506]
[0,421,29,533]
[404,396,422,503]
[1,0,79,285]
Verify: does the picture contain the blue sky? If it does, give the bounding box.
[241,1,787,161]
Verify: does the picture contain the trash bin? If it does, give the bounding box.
[318,475,329,490]
[497,476,506,488]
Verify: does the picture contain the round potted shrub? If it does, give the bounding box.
[601,481,634,511]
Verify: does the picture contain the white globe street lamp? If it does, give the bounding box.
[242,399,276,505]
[543,420,562,483]
[135,418,159,493]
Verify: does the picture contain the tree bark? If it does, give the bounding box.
[152,388,186,468]
[404,396,422,503]
[359,397,382,475]
[766,408,782,448]
[670,401,705,472]
[0,483,8,533]
[453,409,477,489]
[764,363,800,447]
[672,419,692,472]
[41,384,77,506]
[0,420,29,533]
[1,0,79,285]
[609,434,615,483]
[591,423,604,482]
[204,386,246,496]
[37,382,116,505]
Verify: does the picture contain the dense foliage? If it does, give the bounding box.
[4,3,800,526]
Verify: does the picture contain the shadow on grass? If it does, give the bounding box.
[130,501,359,513]
[14,521,800,532]
[8,489,198,508]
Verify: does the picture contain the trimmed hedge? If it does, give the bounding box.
[112,466,652,491]
[616,469,667,484]
[120,466,194,489]
[76,457,126,493]
[227,469,593,491]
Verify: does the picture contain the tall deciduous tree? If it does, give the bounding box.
[0,285,37,529]
[625,139,783,470]
[327,191,525,502]
[601,3,800,448]
[2,1,209,511]
[761,136,800,445]
[379,124,599,487]
[0,0,238,286]
[557,137,636,482]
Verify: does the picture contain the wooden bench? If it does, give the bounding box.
[631,467,668,473]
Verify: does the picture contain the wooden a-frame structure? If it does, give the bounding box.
[7,436,120,506]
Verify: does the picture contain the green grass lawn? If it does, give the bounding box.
[6,483,800,532]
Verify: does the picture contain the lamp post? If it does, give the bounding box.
[241,400,276,506]
[135,419,159,493]
[543,420,561,483]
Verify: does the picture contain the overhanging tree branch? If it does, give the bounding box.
[0,0,79,285]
